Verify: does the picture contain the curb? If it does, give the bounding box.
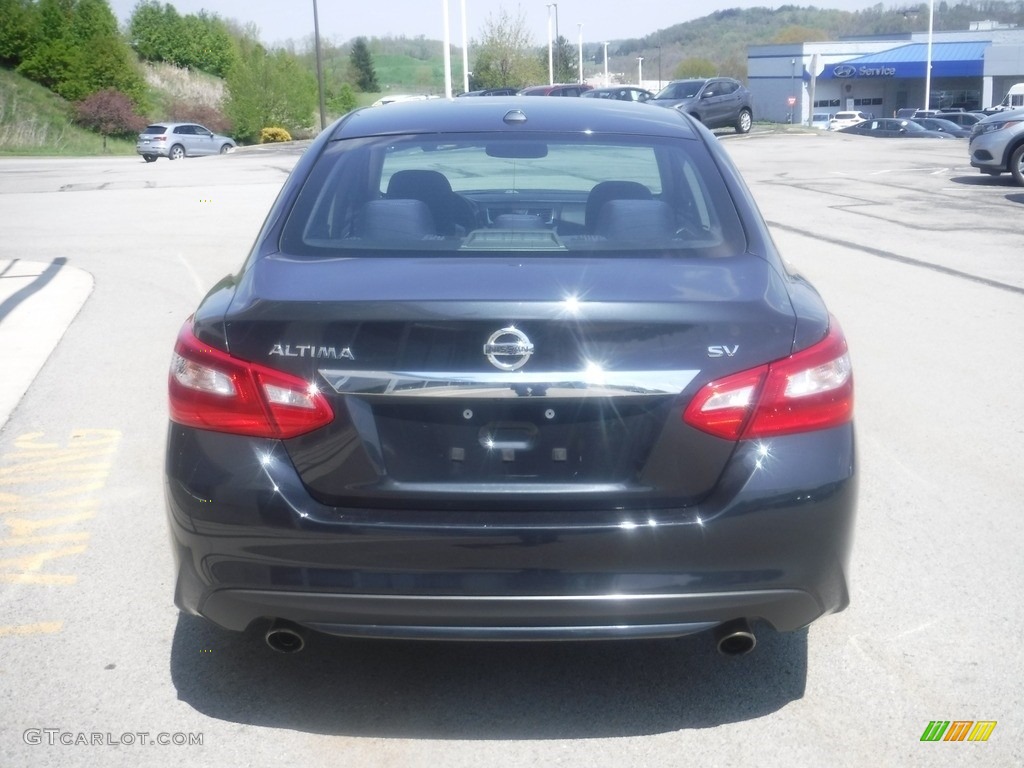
[0,258,94,432]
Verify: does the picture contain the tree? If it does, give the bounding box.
[15,0,74,92]
[673,57,717,79]
[552,35,574,83]
[771,26,829,44]
[349,37,378,92]
[166,99,231,134]
[128,1,182,63]
[129,2,236,77]
[328,82,357,116]
[180,12,236,77]
[471,7,543,89]
[0,0,37,67]
[73,88,146,149]
[18,0,146,106]
[718,54,747,82]
[226,36,317,143]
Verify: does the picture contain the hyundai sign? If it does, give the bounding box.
[832,64,896,78]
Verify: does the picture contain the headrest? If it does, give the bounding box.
[354,199,436,240]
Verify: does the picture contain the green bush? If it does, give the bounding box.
[259,126,291,143]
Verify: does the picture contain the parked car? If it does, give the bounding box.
[136,123,235,162]
[895,108,940,119]
[519,83,592,97]
[838,118,951,138]
[910,117,972,138]
[457,88,519,97]
[165,97,856,655]
[371,94,432,107]
[828,111,870,130]
[649,78,753,134]
[934,111,981,127]
[810,112,833,129]
[969,108,1024,185]
[581,86,654,103]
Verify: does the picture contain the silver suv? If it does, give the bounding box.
[136,123,236,162]
[968,109,1024,185]
[650,78,753,134]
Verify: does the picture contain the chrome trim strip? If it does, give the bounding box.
[317,369,700,397]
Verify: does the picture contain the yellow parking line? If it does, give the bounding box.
[0,532,91,547]
[4,512,97,537]
[0,544,88,574]
[0,622,63,637]
[0,429,121,591]
[0,573,77,585]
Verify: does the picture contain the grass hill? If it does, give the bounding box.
[0,67,136,156]
[318,2,1024,93]
[613,3,1024,80]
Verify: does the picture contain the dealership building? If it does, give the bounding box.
[747,21,1024,123]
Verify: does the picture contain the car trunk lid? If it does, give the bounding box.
[216,254,796,510]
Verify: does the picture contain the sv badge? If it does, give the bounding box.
[707,345,739,358]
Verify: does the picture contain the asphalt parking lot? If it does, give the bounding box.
[0,131,1021,767]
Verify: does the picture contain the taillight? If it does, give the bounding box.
[683,318,853,440]
[168,322,333,439]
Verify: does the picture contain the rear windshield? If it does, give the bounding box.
[280,132,746,258]
[142,125,167,134]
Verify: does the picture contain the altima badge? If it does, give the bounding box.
[484,327,534,371]
[269,344,355,360]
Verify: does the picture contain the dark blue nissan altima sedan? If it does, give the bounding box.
[165,97,856,655]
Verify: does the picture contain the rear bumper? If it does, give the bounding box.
[165,423,857,639]
[195,587,823,641]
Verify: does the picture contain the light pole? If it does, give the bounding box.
[603,41,609,85]
[461,0,469,94]
[657,43,662,90]
[442,0,452,99]
[790,58,796,123]
[924,0,934,110]
[546,5,554,85]
[550,3,559,81]
[637,56,643,86]
[577,23,583,84]
[312,0,326,130]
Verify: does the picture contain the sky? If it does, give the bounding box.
[107,1,884,49]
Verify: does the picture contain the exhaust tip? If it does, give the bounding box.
[715,619,756,656]
[264,620,307,653]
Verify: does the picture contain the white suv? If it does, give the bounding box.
[969,109,1024,185]
[828,111,870,131]
[135,123,236,162]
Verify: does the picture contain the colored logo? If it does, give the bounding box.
[920,721,997,742]
[833,64,857,79]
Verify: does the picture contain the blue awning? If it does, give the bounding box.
[819,42,987,80]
